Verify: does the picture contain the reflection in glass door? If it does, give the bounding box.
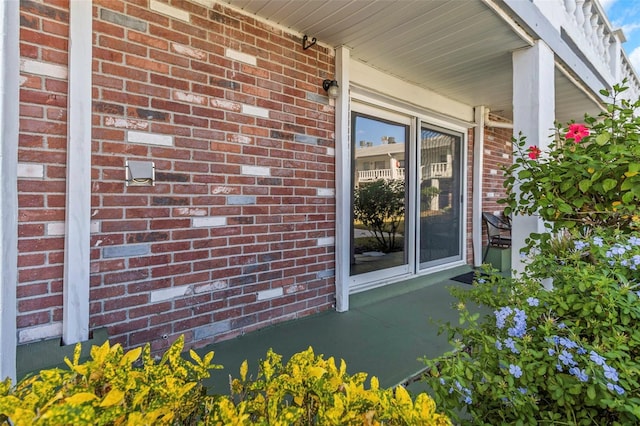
[350,113,409,277]
[418,126,462,268]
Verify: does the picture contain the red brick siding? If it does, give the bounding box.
[483,118,513,215]
[18,0,70,335]
[18,0,336,353]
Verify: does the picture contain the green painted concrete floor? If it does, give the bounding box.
[196,264,482,394]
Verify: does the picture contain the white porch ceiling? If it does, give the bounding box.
[222,0,603,123]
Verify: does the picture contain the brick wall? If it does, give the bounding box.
[18,0,336,352]
[483,117,513,216]
[17,0,512,354]
[18,1,70,343]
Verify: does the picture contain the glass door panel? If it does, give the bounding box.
[418,126,462,268]
[350,113,409,277]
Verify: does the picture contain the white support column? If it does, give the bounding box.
[511,41,556,274]
[63,0,93,344]
[334,45,350,312]
[472,106,486,267]
[0,0,20,382]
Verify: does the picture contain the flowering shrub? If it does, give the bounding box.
[421,229,640,424]
[501,82,640,232]
[424,82,640,423]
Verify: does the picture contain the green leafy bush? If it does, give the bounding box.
[0,339,450,425]
[501,82,640,232]
[422,229,640,424]
[423,82,640,423]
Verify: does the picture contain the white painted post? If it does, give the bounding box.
[0,0,20,382]
[511,41,556,274]
[63,0,93,344]
[334,46,350,312]
[472,106,486,267]
[431,179,440,211]
[390,156,397,179]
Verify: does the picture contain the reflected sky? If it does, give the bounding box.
[355,116,406,147]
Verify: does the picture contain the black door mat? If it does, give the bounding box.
[450,271,483,285]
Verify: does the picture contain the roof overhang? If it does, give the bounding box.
[221,0,605,123]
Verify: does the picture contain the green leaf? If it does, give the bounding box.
[587,385,596,400]
[560,180,573,193]
[558,203,573,213]
[595,132,610,145]
[518,169,532,179]
[602,178,618,192]
[578,179,591,193]
[621,178,634,191]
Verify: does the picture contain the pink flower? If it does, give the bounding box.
[565,124,589,143]
[528,146,541,160]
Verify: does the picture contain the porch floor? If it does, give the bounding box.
[196,264,481,394]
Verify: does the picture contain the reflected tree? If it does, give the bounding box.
[353,179,405,252]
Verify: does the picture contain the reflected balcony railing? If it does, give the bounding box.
[357,162,451,183]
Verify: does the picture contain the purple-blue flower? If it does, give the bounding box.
[526,297,539,307]
[509,364,523,378]
[589,351,605,366]
[507,308,528,338]
[494,306,512,329]
[569,367,589,382]
[574,240,589,251]
[504,337,519,354]
[603,365,619,382]
[593,236,604,247]
[607,382,625,395]
[559,349,577,367]
[558,337,578,349]
[607,244,627,257]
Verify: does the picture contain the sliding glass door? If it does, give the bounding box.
[418,125,463,269]
[350,109,410,281]
[349,103,464,290]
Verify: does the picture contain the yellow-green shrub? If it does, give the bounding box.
[0,338,450,425]
[0,336,219,425]
[208,347,451,425]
